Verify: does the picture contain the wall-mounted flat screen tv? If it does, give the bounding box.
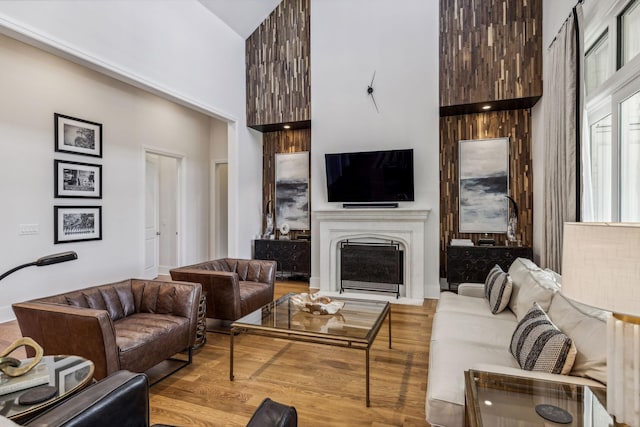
[325,148,414,203]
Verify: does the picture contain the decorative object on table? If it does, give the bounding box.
[561,222,640,427]
[54,205,102,244]
[505,195,518,242]
[54,159,102,199]
[275,151,310,231]
[279,223,290,240]
[458,137,509,233]
[0,338,44,378]
[290,293,344,315]
[0,251,78,282]
[54,113,102,158]
[263,199,274,239]
[535,404,573,424]
[477,235,495,246]
[0,360,49,396]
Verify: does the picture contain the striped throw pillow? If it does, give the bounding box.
[510,302,577,374]
[484,265,512,314]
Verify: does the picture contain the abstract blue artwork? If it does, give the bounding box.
[275,151,310,230]
[458,138,509,233]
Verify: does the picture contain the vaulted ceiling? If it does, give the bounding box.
[198,0,281,39]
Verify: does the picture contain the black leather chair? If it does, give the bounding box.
[21,371,297,427]
[24,370,149,427]
[246,398,297,427]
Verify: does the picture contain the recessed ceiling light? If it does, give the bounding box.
[283,125,291,129]
[484,400,493,406]
[482,105,492,110]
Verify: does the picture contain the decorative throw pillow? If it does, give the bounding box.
[484,265,512,314]
[510,302,577,374]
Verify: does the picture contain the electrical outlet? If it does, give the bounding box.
[19,224,39,235]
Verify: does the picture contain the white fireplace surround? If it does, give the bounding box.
[313,209,430,305]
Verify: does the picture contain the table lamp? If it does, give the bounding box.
[0,251,78,281]
[561,222,640,426]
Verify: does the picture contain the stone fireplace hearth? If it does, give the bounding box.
[313,209,430,304]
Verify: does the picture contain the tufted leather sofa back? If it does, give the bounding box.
[35,279,193,321]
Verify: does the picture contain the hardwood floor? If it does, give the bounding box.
[0,281,436,426]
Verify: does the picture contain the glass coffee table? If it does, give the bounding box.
[1,355,94,424]
[464,369,620,426]
[230,293,391,407]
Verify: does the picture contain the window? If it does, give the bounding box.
[585,31,611,95]
[619,0,640,67]
[620,90,640,221]
[584,0,640,222]
[590,115,612,221]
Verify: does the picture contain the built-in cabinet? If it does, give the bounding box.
[446,245,533,290]
[254,239,311,278]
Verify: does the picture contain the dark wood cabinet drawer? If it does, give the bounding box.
[446,245,532,286]
[254,239,310,277]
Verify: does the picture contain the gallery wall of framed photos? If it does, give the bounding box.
[53,113,103,244]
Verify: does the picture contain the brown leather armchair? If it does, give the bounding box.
[12,279,201,380]
[170,258,276,322]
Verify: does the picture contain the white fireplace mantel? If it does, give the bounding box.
[313,208,430,305]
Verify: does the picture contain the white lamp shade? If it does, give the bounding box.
[561,222,640,317]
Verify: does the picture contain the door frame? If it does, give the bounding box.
[210,159,229,259]
[143,147,185,277]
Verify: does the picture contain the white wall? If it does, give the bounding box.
[0,0,263,261]
[0,33,219,321]
[531,0,586,264]
[310,0,441,298]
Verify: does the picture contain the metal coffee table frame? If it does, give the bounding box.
[230,293,391,407]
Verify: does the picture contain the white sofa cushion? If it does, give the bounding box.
[510,302,577,375]
[426,339,519,427]
[548,292,608,384]
[509,269,559,321]
[436,291,516,321]
[432,311,517,348]
[484,265,513,314]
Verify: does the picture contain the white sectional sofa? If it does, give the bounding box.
[426,258,609,427]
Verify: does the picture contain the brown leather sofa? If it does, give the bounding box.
[170,258,276,322]
[12,279,202,380]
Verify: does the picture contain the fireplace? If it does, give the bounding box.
[340,241,403,298]
[313,209,430,304]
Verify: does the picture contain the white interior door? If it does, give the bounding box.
[213,161,228,259]
[144,154,160,278]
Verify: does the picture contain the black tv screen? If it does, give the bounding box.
[325,149,415,203]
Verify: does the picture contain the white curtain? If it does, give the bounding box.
[543,4,584,272]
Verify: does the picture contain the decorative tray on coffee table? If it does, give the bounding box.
[290,293,344,315]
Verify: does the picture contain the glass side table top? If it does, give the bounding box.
[232,292,390,343]
[0,355,94,423]
[465,369,616,427]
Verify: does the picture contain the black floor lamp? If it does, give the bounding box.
[0,251,78,281]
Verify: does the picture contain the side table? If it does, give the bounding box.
[0,355,94,424]
[464,369,621,426]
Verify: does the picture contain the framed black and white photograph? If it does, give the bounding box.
[55,113,102,158]
[54,206,102,244]
[459,137,509,233]
[58,360,93,394]
[54,160,102,198]
[275,151,310,230]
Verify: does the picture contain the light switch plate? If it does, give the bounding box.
[19,224,39,235]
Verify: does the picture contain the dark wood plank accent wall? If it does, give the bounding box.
[439,110,533,277]
[439,0,543,108]
[262,128,312,240]
[246,0,311,130]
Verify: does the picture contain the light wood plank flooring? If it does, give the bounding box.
[1,281,436,426]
